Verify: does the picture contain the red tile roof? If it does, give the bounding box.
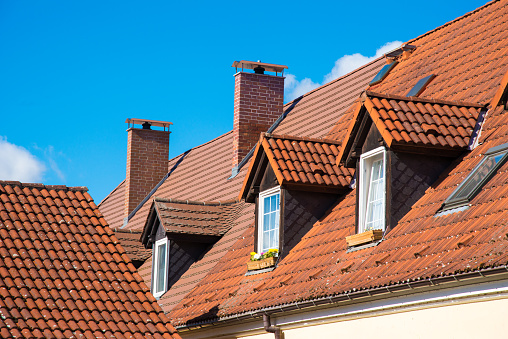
[98,58,385,314]
[167,0,508,327]
[240,133,353,200]
[0,181,180,339]
[337,91,486,164]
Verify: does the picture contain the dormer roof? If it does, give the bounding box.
[141,198,242,246]
[338,91,487,166]
[239,133,352,201]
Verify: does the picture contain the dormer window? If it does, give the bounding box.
[153,237,168,298]
[258,187,281,253]
[441,143,508,212]
[359,147,387,232]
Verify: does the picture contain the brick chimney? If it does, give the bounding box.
[124,118,172,219]
[231,61,287,170]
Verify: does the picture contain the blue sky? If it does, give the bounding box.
[0,0,487,203]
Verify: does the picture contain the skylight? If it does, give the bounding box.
[442,143,508,211]
[407,74,435,97]
[369,61,398,86]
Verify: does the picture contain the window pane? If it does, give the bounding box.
[263,214,270,231]
[156,243,166,293]
[365,158,384,230]
[264,196,270,212]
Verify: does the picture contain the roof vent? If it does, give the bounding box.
[385,44,416,62]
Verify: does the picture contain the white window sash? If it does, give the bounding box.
[257,187,281,253]
[153,237,168,298]
[359,147,386,233]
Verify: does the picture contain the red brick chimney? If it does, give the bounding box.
[231,61,287,169]
[124,118,172,219]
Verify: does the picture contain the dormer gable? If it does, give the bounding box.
[140,198,241,297]
[336,91,487,247]
[239,133,346,268]
[338,91,487,167]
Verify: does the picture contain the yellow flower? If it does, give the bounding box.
[250,252,257,256]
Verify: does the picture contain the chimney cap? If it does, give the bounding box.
[125,118,173,129]
[232,60,288,74]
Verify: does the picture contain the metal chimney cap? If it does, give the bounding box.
[232,60,288,74]
[125,118,173,130]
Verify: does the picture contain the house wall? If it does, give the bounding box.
[177,277,508,339]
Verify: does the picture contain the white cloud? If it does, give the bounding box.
[285,41,403,103]
[0,137,45,182]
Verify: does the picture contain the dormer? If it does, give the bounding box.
[337,91,487,248]
[239,133,351,269]
[140,198,240,298]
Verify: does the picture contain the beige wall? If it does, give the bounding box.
[282,298,508,339]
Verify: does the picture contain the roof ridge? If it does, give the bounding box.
[405,0,499,46]
[283,57,386,107]
[264,132,342,145]
[0,180,89,192]
[364,90,487,108]
[98,179,125,206]
[154,197,239,206]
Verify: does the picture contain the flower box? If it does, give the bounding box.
[247,256,276,271]
[345,229,383,247]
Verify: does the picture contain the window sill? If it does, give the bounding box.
[345,229,383,247]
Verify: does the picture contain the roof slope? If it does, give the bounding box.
[370,0,508,104]
[168,0,508,327]
[0,181,179,339]
[99,179,125,230]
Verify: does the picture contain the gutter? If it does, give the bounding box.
[176,265,508,330]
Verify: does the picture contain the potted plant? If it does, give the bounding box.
[247,249,278,271]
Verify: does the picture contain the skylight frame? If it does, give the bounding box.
[406,74,436,97]
[369,61,398,86]
[442,143,508,211]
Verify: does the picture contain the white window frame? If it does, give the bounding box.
[257,186,281,253]
[359,147,387,233]
[152,237,169,298]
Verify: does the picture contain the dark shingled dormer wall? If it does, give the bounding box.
[358,121,454,233]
